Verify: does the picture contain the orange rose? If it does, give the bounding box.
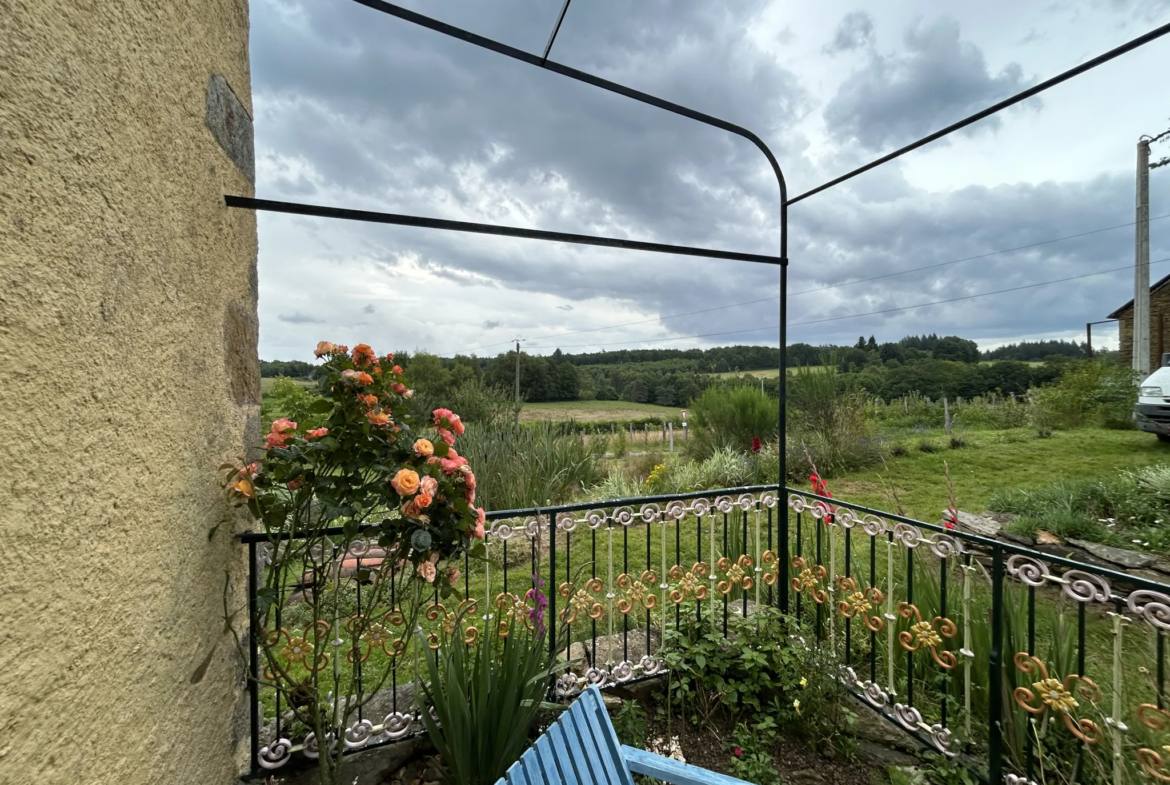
[352,343,376,367]
[418,561,437,583]
[366,411,390,427]
[415,493,433,510]
[362,394,379,407]
[391,468,421,496]
[392,365,403,375]
[413,439,434,457]
[314,341,337,357]
[229,478,254,499]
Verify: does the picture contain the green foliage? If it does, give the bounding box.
[727,722,784,785]
[687,385,779,459]
[787,365,879,478]
[405,352,513,425]
[260,359,317,378]
[611,700,648,748]
[989,466,1170,554]
[260,377,327,432]
[420,616,566,785]
[457,422,601,510]
[1029,360,1137,430]
[661,608,848,750]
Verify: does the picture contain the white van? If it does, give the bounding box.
[1136,353,1170,442]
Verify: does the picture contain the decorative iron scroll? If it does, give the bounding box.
[791,556,828,603]
[897,603,957,669]
[559,578,604,624]
[1012,653,1103,744]
[1136,703,1170,781]
[837,576,884,632]
[669,563,709,603]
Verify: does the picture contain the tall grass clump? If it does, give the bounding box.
[687,385,779,460]
[458,422,601,510]
[786,364,878,478]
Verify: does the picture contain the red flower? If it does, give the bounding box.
[733,747,742,758]
[751,437,761,453]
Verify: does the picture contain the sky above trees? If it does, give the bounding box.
[249,0,1170,361]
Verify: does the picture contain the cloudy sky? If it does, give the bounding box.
[249,0,1170,362]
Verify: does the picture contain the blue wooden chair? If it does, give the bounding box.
[494,684,754,785]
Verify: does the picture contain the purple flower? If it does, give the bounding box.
[526,574,548,637]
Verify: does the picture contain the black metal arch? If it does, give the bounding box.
[230,0,794,485]
[228,2,1170,555]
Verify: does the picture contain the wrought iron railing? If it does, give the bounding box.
[240,485,1170,784]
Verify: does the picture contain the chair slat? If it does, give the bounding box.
[533,734,566,784]
[567,696,627,785]
[581,687,635,785]
[503,757,530,785]
[546,719,582,785]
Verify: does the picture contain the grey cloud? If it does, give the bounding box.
[249,0,1168,363]
[278,311,326,324]
[823,17,1035,151]
[362,303,376,314]
[557,304,573,311]
[824,12,875,55]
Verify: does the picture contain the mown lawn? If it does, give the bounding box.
[827,427,1168,523]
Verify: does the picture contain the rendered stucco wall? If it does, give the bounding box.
[0,2,258,783]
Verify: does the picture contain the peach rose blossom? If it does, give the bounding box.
[392,365,403,375]
[459,465,476,489]
[287,477,304,491]
[264,432,291,449]
[306,428,329,439]
[449,414,465,436]
[418,561,437,583]
[366,411,390,427]
[447,567,461,587]
[464,487,475,504]
[314,341,337,357]
[413,438,434,457]
[420,476,438,497]
[271,418,297,434]
[391,468,421,496]
[362,394,378,407]
[436,428,456,447]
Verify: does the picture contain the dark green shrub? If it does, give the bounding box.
[687,385,779,460]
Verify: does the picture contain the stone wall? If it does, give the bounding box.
[0,2,257,783]
[1115,284,1170,372]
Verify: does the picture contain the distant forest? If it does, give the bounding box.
[260,335,1099,406]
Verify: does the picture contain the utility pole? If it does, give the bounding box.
[1136,138,1152,378]
[514,339,521,426]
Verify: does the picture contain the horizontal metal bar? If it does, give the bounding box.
[235,484,782,543]
[788,20,1170,205]
[788,488,1170,593]
[225,196,785,266]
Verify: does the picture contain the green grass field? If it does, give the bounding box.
[828,428,1165,522]
[260,376,314,394]
[519,400,681,422]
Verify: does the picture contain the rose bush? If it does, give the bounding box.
[221,341,486,785]
[226,341,485,574]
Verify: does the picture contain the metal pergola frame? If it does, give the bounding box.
[227,0,1170,628]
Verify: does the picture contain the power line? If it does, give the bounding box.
[536,256,1170,349]
[787,20,1170,205]
[467,213,1170,352]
